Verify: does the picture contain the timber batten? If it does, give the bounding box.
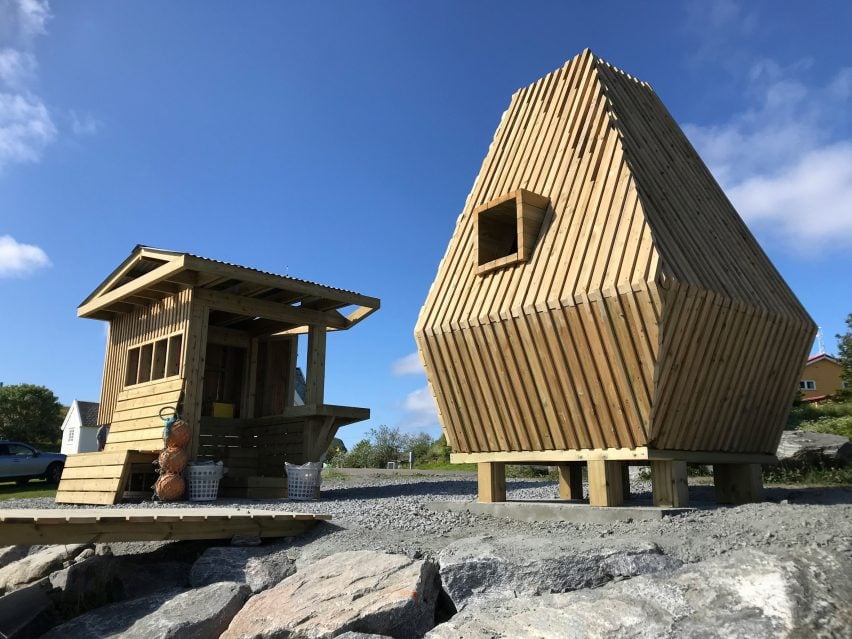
[416,49,815,507]
[58,246,379,504]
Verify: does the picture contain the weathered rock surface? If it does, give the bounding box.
[49,555,126,617]
[190,544,296,593]
[776,430,852,465]
[337,633,393,639]
[438,534,681,610]
[0,546,28,570]
[222,550,439,639]
[41,581,250,639]
[0,544,89,594]
[427,547,852,638]
[0,578,57,638]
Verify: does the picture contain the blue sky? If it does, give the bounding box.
[1,1,851,447]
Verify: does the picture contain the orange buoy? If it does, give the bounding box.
[164,419,191,449]
[158,446,188,474]
[154,472,185,501]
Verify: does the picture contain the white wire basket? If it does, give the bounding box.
[285,462,322,501]
[186,462,225,502]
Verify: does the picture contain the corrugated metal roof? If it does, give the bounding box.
[137,245,365,297]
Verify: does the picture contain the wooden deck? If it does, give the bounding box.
[0,508,330,545]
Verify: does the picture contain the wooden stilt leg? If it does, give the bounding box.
[477,462,506,503]
[587,460,624,507]
[651,460,689,507]
[557,463,584,500]
[714,463,764,504]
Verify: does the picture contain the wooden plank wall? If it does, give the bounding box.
[415,50,661,454]
[415,49,815,457]
[104,379,184,451]
[98,288,193,425]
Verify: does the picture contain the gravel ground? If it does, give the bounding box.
[6,471,852,566]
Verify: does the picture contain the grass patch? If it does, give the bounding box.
[412,462,476,472]
[0,480,57,501]
[764,464,852,486]
[787,400,852,438]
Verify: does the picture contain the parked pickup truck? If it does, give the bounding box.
[0,441,65,484]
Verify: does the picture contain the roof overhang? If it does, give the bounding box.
[78,246,380,335]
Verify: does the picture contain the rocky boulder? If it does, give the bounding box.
[0,578,57,638]
[41,581,250,639]
[438,534,681,610]
[222,550,439,639]
[427,547,852,638]
[190,544,297,593]
[0,544,90,595]
[0,546,28,570]
[776,430,852,465]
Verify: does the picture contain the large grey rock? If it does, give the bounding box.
[49,555,126,617]
[427,547,852,638]
[776,430,852,465]
[0,546,28,570]
[0,544,90,594]
[222,550,439,639]
[0,578,57,638]
[41,581,250,639]
[190,544,297,593]
[438,535,681,610]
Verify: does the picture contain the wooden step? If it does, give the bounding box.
[56,450,158,505]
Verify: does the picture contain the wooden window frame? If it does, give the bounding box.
[474,189,550,276]
[799,380,816,391]
[124,332,184,388]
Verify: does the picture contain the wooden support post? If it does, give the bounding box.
[556,463,583,500]
[587,460,624,507]
[182,303,209,461]
[306,325,326,405]
[477,462,506,503]
[651,460,689,507]
[713,463,764,505]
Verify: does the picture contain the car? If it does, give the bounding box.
[0,441,66,485]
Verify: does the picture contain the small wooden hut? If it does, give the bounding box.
[57,246,379,504]
[415,50,815,507]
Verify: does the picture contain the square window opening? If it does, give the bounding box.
[478,199,519,266]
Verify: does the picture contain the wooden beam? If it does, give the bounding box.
[651,460,689,507]
[194,289,347,329]
[477,462,506,503]
[0,509,330,545]
[713,463,764,505]
[78,257,187,318]
[452,447,649,463]
[557,463,583,500]
[587,460,624,507]
[183,255,381,310]
[306,326,326,405]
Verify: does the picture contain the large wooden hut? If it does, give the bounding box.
[415,50,815,507]
[57,246,379,504]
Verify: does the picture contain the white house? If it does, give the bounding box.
[60,400,101,455]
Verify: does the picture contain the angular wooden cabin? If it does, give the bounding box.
[57,246,379,504]
[415,50,815,507]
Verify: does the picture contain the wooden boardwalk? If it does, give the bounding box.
[0,508,330,545]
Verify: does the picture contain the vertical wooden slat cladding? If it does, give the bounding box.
[97,289,192,426]
[415,49,815,459]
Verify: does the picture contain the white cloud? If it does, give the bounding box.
[683,62,852,253]
[0,234,50,276]
[0,91,55,164]
[0,48,35,89]
[0,0,57,172]
[399,385,438,429]
[391,352,425,376]
[69,110,99,136]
